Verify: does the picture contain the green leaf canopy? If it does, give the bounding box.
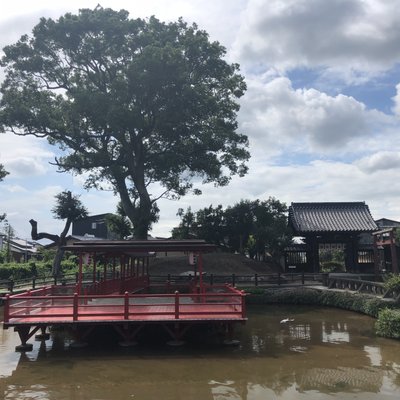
[0,7,249,238]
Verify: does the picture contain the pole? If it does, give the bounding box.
[78,253,83,295]
[93,252,97,283]
[198,253,204,294]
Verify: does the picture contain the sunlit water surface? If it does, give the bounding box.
[1,305,400,399]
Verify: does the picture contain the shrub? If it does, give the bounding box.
[383,274,400,294]
[0,263,33,280]
[246,288,393,319]
[320,261,345,273]
[60,254,78,273]
[376,308,400,339]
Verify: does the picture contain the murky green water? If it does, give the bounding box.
[1,305,400,399]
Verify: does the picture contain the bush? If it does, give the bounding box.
[246,288,393,318]
[0,263,30,280]
[320,261,345,273]
[376,308,400,339]
[0,261,52,281]
[383,274,400,293]
[60,253,78,273]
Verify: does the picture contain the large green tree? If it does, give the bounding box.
[0,7,249,239]
[172,205,225,245]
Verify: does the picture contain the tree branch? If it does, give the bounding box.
[29,219,60,243]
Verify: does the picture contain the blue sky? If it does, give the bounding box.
[1,0,400,241]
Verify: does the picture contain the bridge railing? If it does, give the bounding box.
[3,284,245,324]
[327,276,400,301]
[149,273,327,289]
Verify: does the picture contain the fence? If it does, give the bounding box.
[150,273,327,288]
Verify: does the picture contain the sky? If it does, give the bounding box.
[1,0,400,242]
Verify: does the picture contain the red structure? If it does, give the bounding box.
[373,228,399,273]
[3,240,246,351]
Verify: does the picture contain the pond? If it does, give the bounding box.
[1,305,400,399]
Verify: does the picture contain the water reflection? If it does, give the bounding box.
[1,305,400,399]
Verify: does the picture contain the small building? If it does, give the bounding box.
[0,235,41,263]
[72,213,115,239]
[286,202,378,273]
[375,218,400,229]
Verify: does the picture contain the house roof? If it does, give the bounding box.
[375,218,400,228]
[0,237,41,254]
[289,202,378,235]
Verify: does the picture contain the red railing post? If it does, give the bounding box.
[124,291,129,320]
[175,291,180,319]
[73,293,78,321]
[4,294,10,323]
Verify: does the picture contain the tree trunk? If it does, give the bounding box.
[113,170,152,240]
[133,197,151,240]
[52,247,65,277]
[239,234,244,255]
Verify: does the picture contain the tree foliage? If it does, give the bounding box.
[0,7,249,239]
[105,203,133,239]
[0,164,8,222]
[52,191,88,221]
[172,198,292,262]
[0,164,8,182]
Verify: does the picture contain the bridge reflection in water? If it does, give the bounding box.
[1,305,400,400]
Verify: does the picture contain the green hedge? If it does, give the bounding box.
[245,288,395,319]
[0,262,48,280]
[0,256,79,281]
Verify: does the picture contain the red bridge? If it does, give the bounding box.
[2,240,246,351]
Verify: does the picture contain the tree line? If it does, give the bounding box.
[172,198,292,263]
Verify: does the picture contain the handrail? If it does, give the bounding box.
[326,276,398,300]
[3,286,245,324]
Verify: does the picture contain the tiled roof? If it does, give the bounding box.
[289,202,378,234]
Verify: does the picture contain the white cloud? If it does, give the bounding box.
[392,83,400,117]
[233,0,400,80]
[0,134,54,178]
[239,76,389,154]
[154,156,400,237]
[3,184,27,193]
[0,135,54,178]
[357,151,400,173]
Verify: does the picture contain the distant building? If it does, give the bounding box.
[0,234,41,263]
[375,218,400,229]
[72,213,115,239]
[286,202,378,273]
